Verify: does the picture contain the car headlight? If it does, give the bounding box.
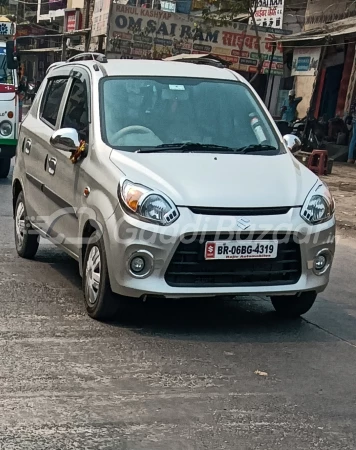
[119,180,179,226]
[301,181,335,225]
[0,120,12,136]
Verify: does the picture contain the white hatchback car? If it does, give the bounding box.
[12,57,335,320]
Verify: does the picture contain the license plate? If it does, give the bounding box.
[205,240,278,260]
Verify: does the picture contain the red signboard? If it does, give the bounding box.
[65,10,81,32]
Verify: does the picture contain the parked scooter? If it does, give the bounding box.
[291,114,327,152]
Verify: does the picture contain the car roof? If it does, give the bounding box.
[98,59,241,81]
[48,59,244,82]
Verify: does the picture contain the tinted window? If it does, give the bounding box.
[100,77,281,154]
[62,79,89,142]
[0,49,14,84]
[41,77,68,127]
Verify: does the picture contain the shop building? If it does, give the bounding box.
[279,17,356,121]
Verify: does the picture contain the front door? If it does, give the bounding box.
[42,68,91,258]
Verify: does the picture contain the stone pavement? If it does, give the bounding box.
[322,163,356,232]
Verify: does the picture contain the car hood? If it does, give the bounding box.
[109,151,318,208]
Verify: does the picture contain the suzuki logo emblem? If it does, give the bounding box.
[237,218,251,230]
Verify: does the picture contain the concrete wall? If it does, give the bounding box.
[304,0,356,30]
[295,76,315,118]
[283,7,306,34]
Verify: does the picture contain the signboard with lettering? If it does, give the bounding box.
[161,1,176,13]
[16,24,44,37]
[0,20,16,36]
[291,47,321,76]
[249,0,284,29]
[92,0,112,36]
[65,9,81,32]
[106,3,290,75]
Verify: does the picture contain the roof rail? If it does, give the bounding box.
[184,58,226,68]
[96,54,108,63]
[164,53,231,68]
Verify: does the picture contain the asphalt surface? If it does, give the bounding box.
[1,165,356,450]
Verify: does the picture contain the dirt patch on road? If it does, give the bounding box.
[322,163,356,234]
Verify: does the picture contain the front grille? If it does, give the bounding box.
[165,233,301,288]
[189,206,293,216]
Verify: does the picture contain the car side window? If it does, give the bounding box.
[41,77,68,127]
[61,78,89,143]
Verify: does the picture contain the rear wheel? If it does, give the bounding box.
[0,158,11,178]
[271,291,317,318]
[14,191,39,259]
[83,232,122,321]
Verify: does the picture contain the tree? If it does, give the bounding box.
[201,0,263,83]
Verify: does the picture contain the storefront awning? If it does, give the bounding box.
[19,46,83,53]
[276,16,356,44]
[19,47,62,53]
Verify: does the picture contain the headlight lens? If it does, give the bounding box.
[121,181,149,212]
[301,182,335,224]
[119,180,179,226]
[0,120,12,136]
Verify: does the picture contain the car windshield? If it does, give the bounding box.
[100,76,281,154]
[0,49,14,85]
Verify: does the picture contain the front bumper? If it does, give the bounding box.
[105,206,336,298]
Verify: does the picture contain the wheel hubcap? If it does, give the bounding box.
[15,202,25,248]
[85,246,101,305]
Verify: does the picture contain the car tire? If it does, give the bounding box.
[0,158,11,178]
[14,191,40,259]
[83,231,121,321]
[271,291,317,318]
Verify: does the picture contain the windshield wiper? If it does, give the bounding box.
[234,144,279,154]
[136,143,236,153]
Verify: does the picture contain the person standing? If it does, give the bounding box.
[347,98,356,164]
[281,89,303,124]
[18,76,27,122]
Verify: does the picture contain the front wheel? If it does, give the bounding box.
[83,232,122,321]
[271,291,317,318]
[0,158,11,178]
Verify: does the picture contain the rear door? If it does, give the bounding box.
[21,68,70,233]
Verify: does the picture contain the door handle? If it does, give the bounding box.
[24,139,31,155]
[48,156,57,175]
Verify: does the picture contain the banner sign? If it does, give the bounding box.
[107,3,290,75]
[16,24,44,37]
[249,0,284,29]
[0,21,16,36]
[65,10,81,32]
[92,0,112,36]
[291,47,321,76]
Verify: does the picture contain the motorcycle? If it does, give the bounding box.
[291,114,327,152]
[26,81,37,103]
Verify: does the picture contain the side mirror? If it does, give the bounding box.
[283,134,301,153]
[50,128,80,152]
[6,40,18,70]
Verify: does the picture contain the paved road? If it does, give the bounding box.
[1,167,356,449]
